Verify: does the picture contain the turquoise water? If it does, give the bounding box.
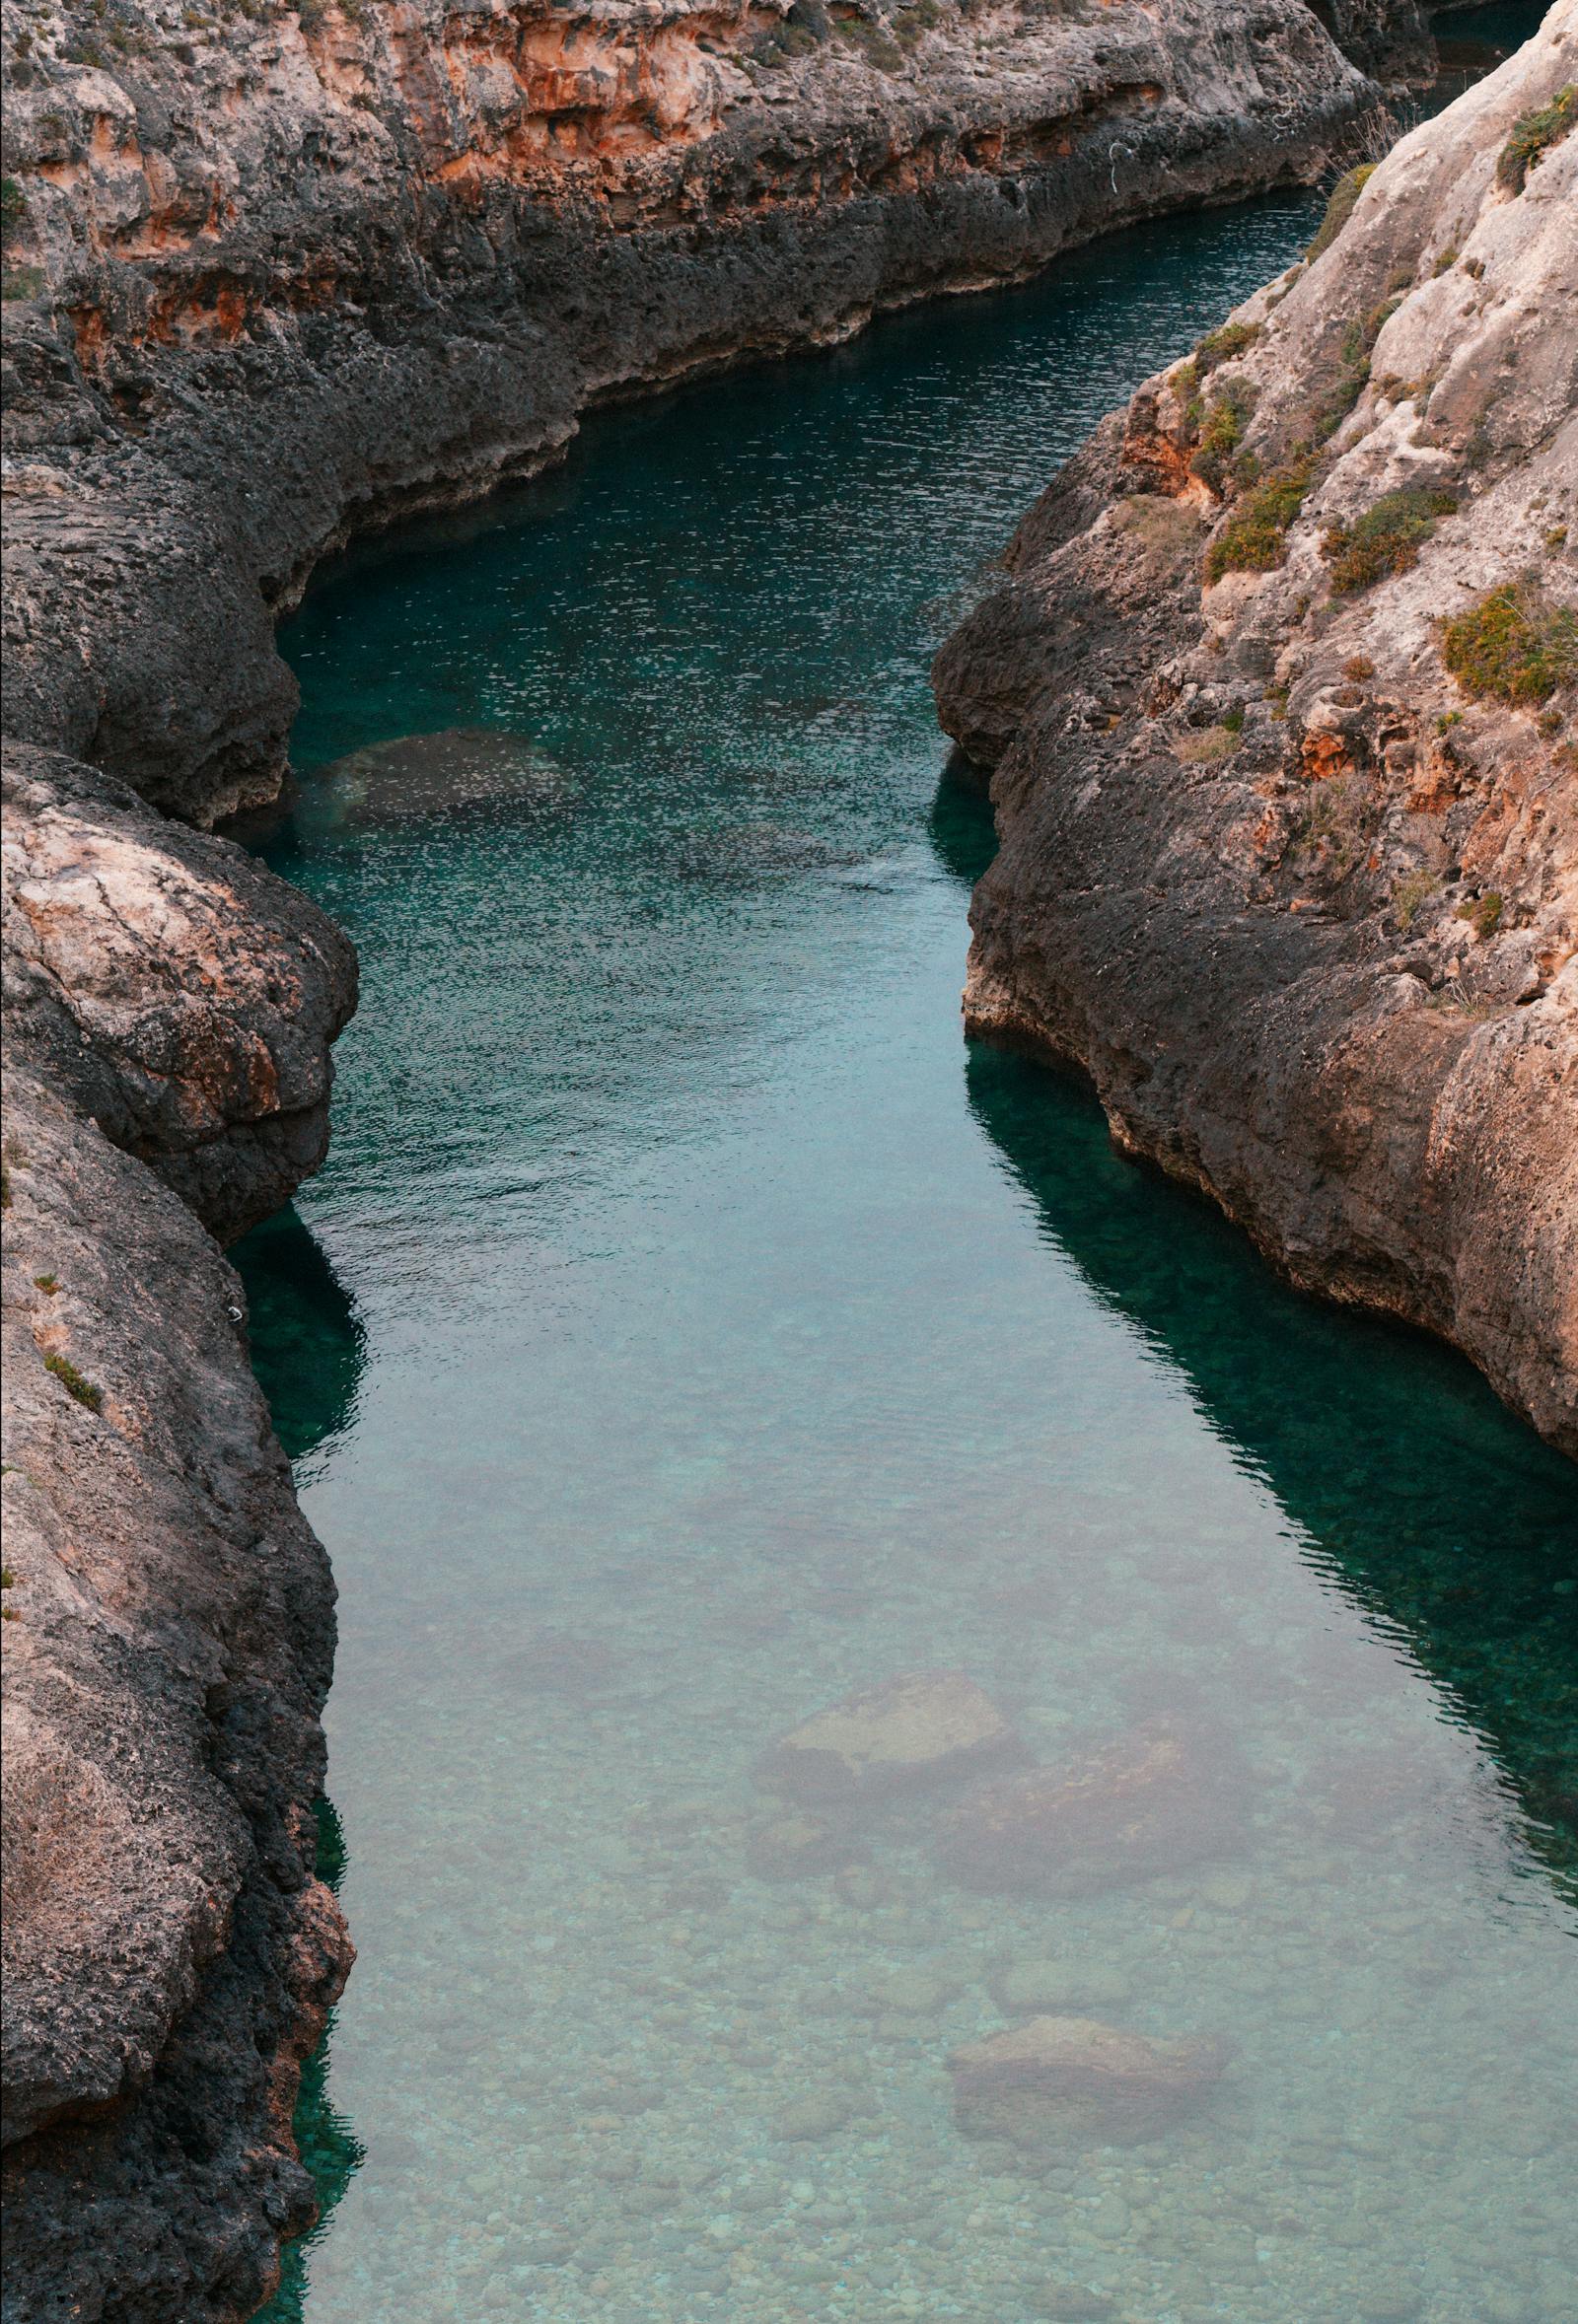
[240,181,1576,2324]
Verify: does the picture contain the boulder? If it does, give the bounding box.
[935,1724,1237,1892]
[753,1672,1023,1804]
[949,2015,1229,2147]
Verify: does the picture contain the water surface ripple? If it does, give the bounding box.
[242,184,1576,2324]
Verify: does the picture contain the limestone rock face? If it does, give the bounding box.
[0,0,1392,826]
[935,1725,1238,1891]
[0,1072,352,2314]
[755,1670,1024,1802]
[949,2014,1230,2145]
[935,5,1578,1452]
[0,750,354,2313]
[2,745,357,1241]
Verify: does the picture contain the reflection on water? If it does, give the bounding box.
[234,1207,364,1474]
[242,160,1573,2324]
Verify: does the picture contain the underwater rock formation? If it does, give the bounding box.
[934,1722,1239,1891]
[755,1668,1023,1800]
[934,5,1578,1451]
[948,2013,1230,2145]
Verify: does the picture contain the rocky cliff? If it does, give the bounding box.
[0,3,1482,2318]
[0,0,1399,823]
[935,2,1577,1452]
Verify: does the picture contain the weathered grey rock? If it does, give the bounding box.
[755,1669,1024,1802]
[3,745,356,1241]
[0,1071,352,2314]
[935,7,1578,1451]
[948,2013,1230,2145]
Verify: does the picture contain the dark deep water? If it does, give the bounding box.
[240,99,1575,2324]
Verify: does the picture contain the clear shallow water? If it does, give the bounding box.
[240,179,1577,2324]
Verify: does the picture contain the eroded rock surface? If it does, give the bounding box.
[0,740,356,2320]
[3,745,357,1241]
[0,1072,352,2317]
[948,2014,1230,2145]
[755,1669,1024,1801]
[1,0,1397,825]
[935,5,1578,1449]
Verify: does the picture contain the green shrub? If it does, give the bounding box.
[1203,459,1314,585]
[1190,381,1256,491]
[1314,300,1400,442]
[44,1352,103,1412]
[1195,319,1260,374]
[1496,86,1576,193]
[1306,165,1375,261]
[1,266,46,302]
[1441,583,1577,705]
[0,177,25,235]
[1391,868,1438,929]
[1457,890,1503,939]
[1323,486,1458,593]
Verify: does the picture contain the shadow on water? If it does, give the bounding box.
[255,1799,363,2324]
[930,768,1578,1889]
[230,1214,367,2309]
[232,1208,366,1470]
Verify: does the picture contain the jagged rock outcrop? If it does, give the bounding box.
[3,749,357,1241]
[936,4,1577,1452]
[0,2,1492,2318]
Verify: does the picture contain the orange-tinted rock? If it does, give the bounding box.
[949,2015,1229,2146]
[934,1725,1237,1893]
[754,1672,1023,1804]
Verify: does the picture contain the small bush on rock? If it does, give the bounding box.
[1203,459,1314,584]
[1457,890,1503,939]
[1323,487,1458,592]
[44,1352,103,1412]
[1442,584,1577,705]
[1306,165,1375,261]
[1190,382,1256,492]
[1195,320,1260,374]
[1496,86,1576,193]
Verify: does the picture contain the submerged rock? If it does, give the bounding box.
[745,1812,868,1882]
[948,2015,1229,2147]
[934,1724,1238,1893]
[496,1631,618,1696]
[754,1671,1023,1804]
[305,728,576,832]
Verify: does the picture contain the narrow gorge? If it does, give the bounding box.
[0,4,1572,2321]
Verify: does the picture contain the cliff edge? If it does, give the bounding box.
[936,4,1577,1451]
